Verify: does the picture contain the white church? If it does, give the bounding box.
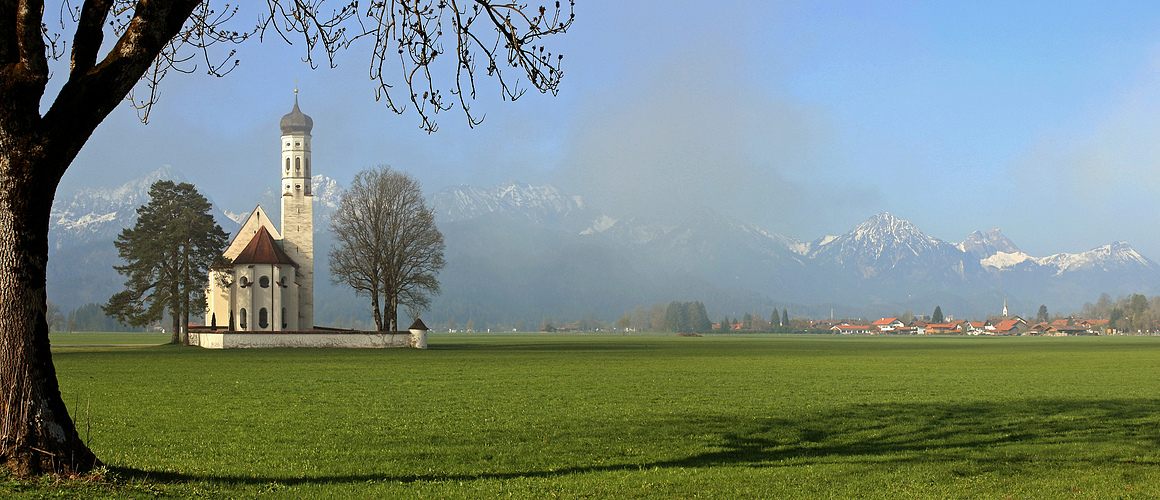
[205,93,315,332]
[194,94,427,349]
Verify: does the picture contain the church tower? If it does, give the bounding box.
[279,91,314,329]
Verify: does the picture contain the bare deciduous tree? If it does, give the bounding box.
[330,166,445,332]
[0,0,571,476]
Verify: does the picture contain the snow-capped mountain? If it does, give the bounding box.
[432,181,591,229]
[960,228,1022,258]
[1035,241,1158,275]
[805,213,968,281]
[49,165,185,252]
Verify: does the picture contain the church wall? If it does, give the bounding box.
[190,330,427,349]
[206,268,232,328]
[234,265,254,330]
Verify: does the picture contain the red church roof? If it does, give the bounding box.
[232,226,298,266]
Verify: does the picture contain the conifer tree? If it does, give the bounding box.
[932,305,944,323]
[782,309,790,328]
[770,310,780,328]
[104,181,228,345]
[687,302,712,332]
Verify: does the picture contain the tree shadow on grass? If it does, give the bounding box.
[110,397,1160,487]
[429,341,653,352]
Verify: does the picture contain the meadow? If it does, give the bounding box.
[8,333,1160,498]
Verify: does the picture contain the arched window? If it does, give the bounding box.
[295,157,301,171]
[282,307,288,329]
[259,308,269,329]
[239,308,247,330]
[285,158,290,171]
[259,276,270,288]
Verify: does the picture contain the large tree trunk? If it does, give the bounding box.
[0,0,203,476]
[389,294,398,332]
[169,283,181,345]
[370,286,383,332]
[0,162,99,476]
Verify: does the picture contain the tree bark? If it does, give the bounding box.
[0,153,99,476]
[371,285,383,332]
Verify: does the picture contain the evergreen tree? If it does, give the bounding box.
[1036,304,1049,323]
[687,302,712,332]
[664,301,691,332]
[932,305,944,323]
[720,316,730,331]
[770,310,780,328]
[782,309,790,328]
[104,181,228,345]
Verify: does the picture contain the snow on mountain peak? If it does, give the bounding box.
[960,227,1020,258]
[432,181,585,225]
[50,166,186,252]
[1035,241,1155,275]
[980,250,1032,269]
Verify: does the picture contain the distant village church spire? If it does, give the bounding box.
[1002,297,1008,316]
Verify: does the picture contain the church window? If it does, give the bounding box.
[239,276,249,287]
[282,307,288,329]
[295,157,301,170]
[285,158,290,171]
[259,276,270,288]
[295,142,300,147]
[239,308,247,330]
[259,308,269,329]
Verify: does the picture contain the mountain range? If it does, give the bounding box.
[46,169,1160,327]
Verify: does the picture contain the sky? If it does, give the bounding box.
[54,1,1160,260]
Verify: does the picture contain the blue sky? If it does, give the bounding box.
[58,1,1160,259]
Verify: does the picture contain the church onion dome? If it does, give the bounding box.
[233,226,299,267]
[279,96,313,135]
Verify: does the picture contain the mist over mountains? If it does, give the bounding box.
[47,169,1160,327]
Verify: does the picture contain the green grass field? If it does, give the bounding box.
[8,334,1160,498]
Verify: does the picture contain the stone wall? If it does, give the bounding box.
[190,330,427,349]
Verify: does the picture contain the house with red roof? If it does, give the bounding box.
[991,318,1029,335]
[871,317,904,332]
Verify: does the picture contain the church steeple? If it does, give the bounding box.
[280,90,314,135]
[1002,297,1008,316]
[280,91,314,330]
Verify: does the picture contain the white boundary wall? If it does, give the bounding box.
[191,330,427,349]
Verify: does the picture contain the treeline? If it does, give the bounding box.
[613,302,813,333]
[1079,293,1160,332]
[613,302,707,333]
[49,302,142,333]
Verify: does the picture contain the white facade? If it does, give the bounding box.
[190,329,427,349]
[280,106,314,330]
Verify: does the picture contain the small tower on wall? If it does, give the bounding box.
[279,91,314,330]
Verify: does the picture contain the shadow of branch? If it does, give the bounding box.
[110,397,1160,487]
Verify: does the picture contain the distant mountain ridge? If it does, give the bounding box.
[47,171,1160,324]
[425,181,1160,320]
